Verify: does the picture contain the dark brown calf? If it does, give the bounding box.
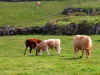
[24,38,42,56]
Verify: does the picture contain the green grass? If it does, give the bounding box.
[0,1,100,75]
[0,1,68,27]
[0,35,100,75]
[0,1,100,27]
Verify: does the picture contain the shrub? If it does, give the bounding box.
[72,12,87,16]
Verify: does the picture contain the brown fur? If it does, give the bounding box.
[24,38,42,56]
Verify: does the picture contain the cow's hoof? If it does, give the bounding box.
[60,55,64,57]
[80,56,82,58]
[30,54,33,56]
[24,55,27,56]
[58,54,60,56]
[86,56,88,59]
[39,54,42,56]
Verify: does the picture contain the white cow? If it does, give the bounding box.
[36,39,61,56]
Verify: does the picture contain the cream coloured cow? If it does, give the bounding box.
[73,35,92,58]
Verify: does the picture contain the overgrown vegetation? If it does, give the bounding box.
[57,16,100,26]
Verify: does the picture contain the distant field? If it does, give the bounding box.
[0,1,67,27]
[0,1,100,27]
[0,35,100,75]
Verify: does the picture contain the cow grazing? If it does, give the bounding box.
[36,39,61,56]
[24,38,42,56]
[73,35,92,58]
[36,1,40,7]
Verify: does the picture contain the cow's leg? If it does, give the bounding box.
[24,46,28,56]
[86,49,91,58]
[36,47,39,56]
[57,47,61,56]
[74,48,79,58]
[39,50,43,56]
[46,48,50,56]
[80,48,84,58]
[29,47,33,56]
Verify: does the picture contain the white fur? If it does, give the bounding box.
[38,39,61,56]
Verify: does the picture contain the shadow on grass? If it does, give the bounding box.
[0,55,57,57]
[59,56,82,60]
[95,40,100,42]
[0,55,35,57]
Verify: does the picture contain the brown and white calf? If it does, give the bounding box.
[73,35,92,58]
[24,38,42,56]
[36,39,61,56]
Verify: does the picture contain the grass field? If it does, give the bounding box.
[0,1,100,75]
[0,35,100,75]
[0,1,68,27]
[0,0,100,27]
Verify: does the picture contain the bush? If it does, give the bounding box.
[72,12,87,16]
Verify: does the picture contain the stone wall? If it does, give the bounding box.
[1,22,100,36]
[62,8,100,16]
